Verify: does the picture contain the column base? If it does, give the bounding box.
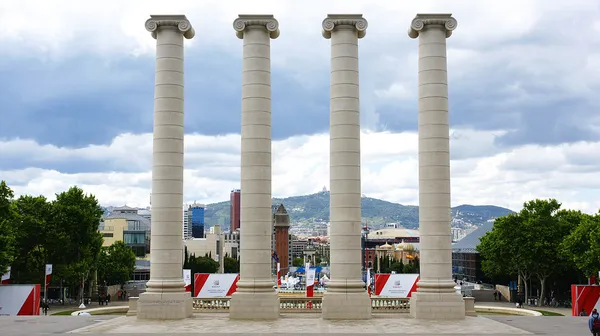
[409,291,465,320]
[229,291,279,320]
[137,292,192,320]
[322,291,372,320]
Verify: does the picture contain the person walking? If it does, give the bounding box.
[589,308,600,336]
[493,291,498,301]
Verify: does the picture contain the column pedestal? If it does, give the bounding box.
[409,292,465,319]
[322,292,372,320]
[137,292,192,320]
[229,292,279,320]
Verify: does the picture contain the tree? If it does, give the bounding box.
[562,213,600,277]
[223,256,240,273]
[478,213,534,303]
[187,254,218,274]
[97,241,136,285]
[0,181,16,275]
[292,257,304,267]
[478,199,580,306]
[50,187,104,300]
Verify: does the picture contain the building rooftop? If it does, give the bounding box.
[367,228,419,240]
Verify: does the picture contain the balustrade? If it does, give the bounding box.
[191,297,410,313]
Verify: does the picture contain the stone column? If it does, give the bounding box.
[137,15,195,320]
[229,14,280,320]
[321,14,371,320]
[408,13,465,320]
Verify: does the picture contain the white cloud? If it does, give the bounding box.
[2,130,600,214]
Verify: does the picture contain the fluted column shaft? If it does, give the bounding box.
[321,14,372,320]
[409,14,457,294]
[326,22,364,293]
[145,16,195,294]
[230,15,280,320]
[236,19,277,293]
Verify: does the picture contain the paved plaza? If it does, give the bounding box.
[0,314,591,335]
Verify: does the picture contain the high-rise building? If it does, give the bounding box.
[183,206,192,240]
[230,189,241,232]
[190,203,205,239]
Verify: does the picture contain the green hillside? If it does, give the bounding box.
[203,191,514,229]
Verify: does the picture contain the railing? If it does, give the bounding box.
[192,297,409,313]
[371,298,410,313]
[280,297,322,312]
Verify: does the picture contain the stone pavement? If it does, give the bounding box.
[479,301,572,316]
[0,314,592,335]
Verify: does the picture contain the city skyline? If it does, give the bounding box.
[1,0,600,213]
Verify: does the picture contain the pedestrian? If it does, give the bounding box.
[581,308,588,316]
[41,301,49,315]
[493,291,498,301]
[98,294,104,306]
[107,294,111,305]
[589,308,600,336]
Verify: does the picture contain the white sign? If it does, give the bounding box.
[183,269,191,286]
[306,269,316,288]
[374,273,419,298]
[194,274,238,298]
[0,285,40,316]
[45,264,52,276]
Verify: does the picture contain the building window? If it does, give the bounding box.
[103,233,114,238]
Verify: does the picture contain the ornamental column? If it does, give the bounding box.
[137,15,195,320]
[408,13,465,320]
[229,14,280,320]
[321,14,372,320]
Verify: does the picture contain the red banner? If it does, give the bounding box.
[572,285,600,316]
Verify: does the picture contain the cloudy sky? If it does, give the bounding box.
[1,0,600,212]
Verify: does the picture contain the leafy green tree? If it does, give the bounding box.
[478,199,580,306]
[292,257,304,267]
[187,254,218,274]
[10,195,53,284]
[562,213,600,277]
[223,256,240,273]
[97,241,136,285]
[389,261,404,273]
[50,187,104,300]
[0,181,16,275]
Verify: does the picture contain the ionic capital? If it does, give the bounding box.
[408,14,457,39]
[233,15,280,40]
[145,15,195,40]
[322,14,368,39]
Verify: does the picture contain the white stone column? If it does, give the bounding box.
[137,15,195,320]
[408,13,465,320]
[229,14,280,320]
[321,14,371,320]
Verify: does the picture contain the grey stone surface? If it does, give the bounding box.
[0,316,114,336]
[0,315,592,335]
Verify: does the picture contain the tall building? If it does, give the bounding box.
[190,203,205,239]
[230,189,241,232]
[183,206,192,240]
[98,206,151,258]
[272,204,291,274]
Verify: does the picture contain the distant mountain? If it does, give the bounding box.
[203,191,514,230]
